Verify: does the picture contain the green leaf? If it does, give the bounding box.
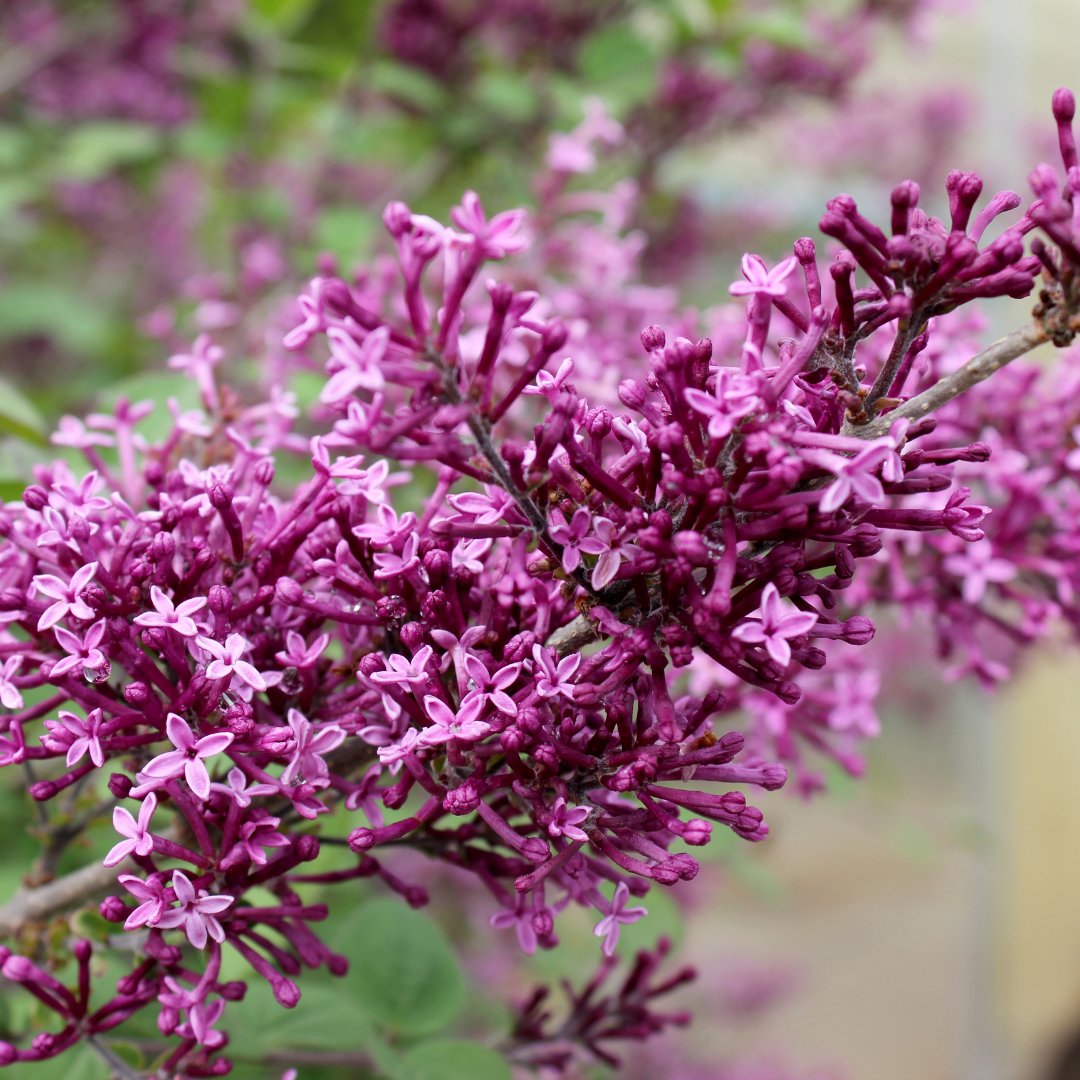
[313,205,377,267]
[55,123,161,181]
[399,1039,513,1080]
[224,980,375,1061]
[0,376,46,446]
[370,60,447,113]
[0,285,113,358]
[332,898,465,1036]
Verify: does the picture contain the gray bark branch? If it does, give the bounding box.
[844,320,1049,440]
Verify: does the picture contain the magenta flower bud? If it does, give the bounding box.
[209,585,233,614]
[358,653,386,678]
[271,976,301,1008]
[296,834,320,861]
[443,780,482,815]
[532,907,554,937]
[521,837,551,864]
[348,827,375,852]
[107,773,133,799]
[399,621,425,652]
[1055,86,1076,123]
[144,459,165,486]
[254,458,275,486]
[327,954,350,976]
[618,379,648,410]
[21,485,48,511]
[682,819,712,846]
[640,325,666,352]
[275,576,305,604]
[123,681,151,708]
[100,896,129,922]
[488,279,514,312]
[403,886,429,909]
[541,319,568,353]
[841,616,876,644]
[29,780,57,801]
[503,631,535,664]
[0,1042,16,1066]
[150,531,175,563]
[209,482,235,509]
[220,981,247,1001]
[376,595,409,620]
[383,200,412,238]
[158,1005,180,1035]
[73,939,92,965]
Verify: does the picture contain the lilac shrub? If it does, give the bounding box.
[2,86,1080,1077]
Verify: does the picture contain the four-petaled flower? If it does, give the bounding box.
[140,714,235,800]
[802,441,896,514]
[230,814,289,866]
[134,586,207,638]
[42,707,107,768]
[684,368,763,441]
[208,767,277,808]
[321,325,388,402]
[118,873,170,930]
[373,534,421,580]
[274,631,330,670]
[731,583,819,667]
[50,619,109,678]
[376,727,422,773]
[547,797,590,842]
[490,894,541,955]
[420,694,490,745]
[369,645,433,689]
[32,562,98,630]
[943,538,1017,604]
[728,253,798,299]
[464,656,521,715]
[532,645,580,700]
[281,709,346,786]
[196,633,268,690]
[344,763,385,827]
[450,190,527,259]
[451,538,492,575]
[593,882,648,957]
[104,792,157,867]
[352,503,417,549]
[828,670,882,738]
[524,357,575,400]
[155,869,234,949]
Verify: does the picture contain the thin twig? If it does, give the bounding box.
[843,319,1051,439]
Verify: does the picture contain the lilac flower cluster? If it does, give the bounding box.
[2,86,1080,1078]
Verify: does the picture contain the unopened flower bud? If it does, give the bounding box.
[275,577,305,604]
[209,585,233,614]
[100,896,129,923]
[348,827,375,852]
[383,201,412,238]
[295,834,320,861]
[21,485,48,511]
[618,379,647,410]
[254,458,275,487]
[640,325,666,352]
[108,773,133,799]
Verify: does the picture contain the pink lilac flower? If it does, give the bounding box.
[377,727,422,773]
[547,797,591,842]
[197,633,268,690]
[208,768,277,808]
[420,694,490,745]
[140,714,235,800]
[593,883,648,957]
[532,645,580,700]
[31,562,98,630]
[274,631,330,670]
[942,538,1017,603]
[728,253,799,298]
[280,709,346,786]
[134,586,207,638]
[231,815,289,865]
[118,873,170,930]
[732,584,819,666]
[369,646,433,689]
[42,707,106,768]
[828,671,881,738]
[155,870,234,949]
[49,619,109,678]
[104,792,157,867]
